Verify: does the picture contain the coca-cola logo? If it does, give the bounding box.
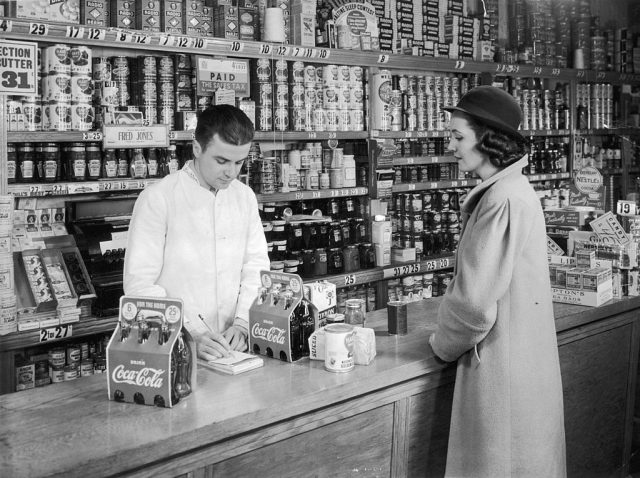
[112,364,165,388]
[251,323,286,344]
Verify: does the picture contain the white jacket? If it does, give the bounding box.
[123,164,269,336]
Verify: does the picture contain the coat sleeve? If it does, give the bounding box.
[430,195,529,362]
[123,186,169,299]
[232,191,270,331]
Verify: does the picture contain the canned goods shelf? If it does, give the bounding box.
[2,19,640,81]
[392,179,481,193]
[372,131,451,139]
[523,129,572,137]
[254,131,369,142]
[575,128,640,136]
[8,179,159,197]
[256,187,368,203]
[322,254,455,289]
[392,155,456,166]
[527,173,572,182]
[7,131,104,143]
[0,315,118,353]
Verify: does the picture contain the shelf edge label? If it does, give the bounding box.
[103,125,170,149]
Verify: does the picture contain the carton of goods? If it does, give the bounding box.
[18,0,80,23]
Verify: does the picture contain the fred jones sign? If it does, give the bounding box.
[0,40,37,94]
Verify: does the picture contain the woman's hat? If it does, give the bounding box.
[444,85,525,141]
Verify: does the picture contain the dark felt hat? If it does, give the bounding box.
[444,85,525,141]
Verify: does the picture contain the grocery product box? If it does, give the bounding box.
[306,280,337,328]
[551,285,613,307]
[17,0,80,24]
[575,250,596,269]
[543,208,600,228]
[238,6,258,41]
[392,247,416,263]
[161,0,183,34]
[110,0,135,28]
[80,0,109,26]
[136,0,161,32]
[213,4,238,39]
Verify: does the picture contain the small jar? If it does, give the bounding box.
[262,202,277,221]
[40,142,61,182]
[86,143,102,180]
[351,217,366,243]
[272,240,288,261]
[328,221,343,248]
[359,242,375,269]
[313,248,328,276]
[284,259,299,274]
[327,247,344,274]
[342,245,360,272]
[7,143,17,183]
[272,220,287,242]
[270,261,285,272]
[18,142,36,182]
[67,142,87,181]
[301,249,316,278]
[340,219,351,245]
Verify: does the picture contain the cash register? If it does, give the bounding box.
[67,197,136,317]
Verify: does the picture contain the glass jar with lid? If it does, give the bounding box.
[86,143,102,180]
[328,221,343,248]
[39,143,61,182]
[344,298,366,327]
[327,247,344,274]
[342,245,360,273]
[18,142,36,182]
[66,142,87,181]
[340,219,351,245]
[271,220,287,242]
[7,144,17,183]
[102,149,118,178]
[313,248,328,276]
[359,242,375,269]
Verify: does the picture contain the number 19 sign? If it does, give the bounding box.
[0,40,37,94]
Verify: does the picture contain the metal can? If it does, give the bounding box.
[43,44,71,75]
[80,359,94,376]
[63,364,79,381]
[50,366,65,383]
[71,102,94,131]
[48,348,66,368]
[92,57,112,82]
[157,55,174,76]
[69,46,92,75]
[324,323,355,373]
[43,101,71,131]
[313,108,326,131]
[43,72,72,103]
[71,75,94,103]
[274,59,288,83]
[256,106,273,131]
[66,344,81,364]
[325,109,339,131]
[111,56,130,78]
[274,83,289,107]
[274,107,289,132]
[254,58,272,82]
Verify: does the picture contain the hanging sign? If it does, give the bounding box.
[589,211,631,246]
[569,166,604,209]
[0,40,37,94]
[195,56,250,97]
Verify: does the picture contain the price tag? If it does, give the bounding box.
[405,157,414,164]
[495,64,507,73]
[229,41,245,52]
[101,181,116,191]
[454,60,465,70]
[596,72,605,81]
[307,132,318,139]
[259,43,272,55]
[294,192,304,200]
[460,180,468,186]
[370,130,379,138]
[82,131,103,141]
[344,274,356,286]
[407,184,416,191]
[506,64,519,73]
[65,26,85,39]
[404,131,413,138]
[115,31,133,43]
[576,70,586,79]
[383,262,421,279]
[450,181,458,187]
[617,200,638,217]
[175,36,190,48]
[168,131,176,140]
[133,34,152,45]
[533,66,543,75]
[86,28,106,41]
[423,258,450,271]
[39,324,72,343]
[429,182,438,189]
[431,157,438,163]
[29,23,49,36]
[190,37,206,49]
[377,54,390,63]
[159,35,175,47]
[589,211,631,245]
[28,185,43,195]
[275,45,290,56]
[317,49,330,59]
[51,184,68,195]
[0,19,13,33]
[551,68,561,76]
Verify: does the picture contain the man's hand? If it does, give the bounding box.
[194,329,231,361]
[223,325,248,352]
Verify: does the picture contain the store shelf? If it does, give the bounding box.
[392,155,456,166]
[526,172,571,182]
[523,129,572,137]
[7,131,105,143]
[8,178,159,197]
[575,128,640,136]
[256,187,368,203]
[323,254,455,289]
[254,131,369,142]
[372,131,451,139]
[0,315,118,353]
[2,18,639,82]
[392,179,480,193]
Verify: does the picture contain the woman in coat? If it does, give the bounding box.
[429,86,566,477]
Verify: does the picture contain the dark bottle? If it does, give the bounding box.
[167,144,181,174]
[7,144,17,184]
[40,143,61,182]
[328,197,340,218]
[147,148,160,178]
[317,222,330,248]
[170,344,181,405]
[18,143,36,182]
[174,333,192,399]
[289,304,302,361]
[86,143,102,180]
[297,287,314,356]
[102,149,118,178]
[288,222,304,252]
[116,149,129,178]
[340,219,351,245]
[67,142,87,181]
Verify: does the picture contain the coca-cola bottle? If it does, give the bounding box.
[298,288,314,356]
[173,333,192,399]
[289,304,302,361]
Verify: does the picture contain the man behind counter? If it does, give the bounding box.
[123,104,269,360]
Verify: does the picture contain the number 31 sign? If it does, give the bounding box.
[0,40,37,94]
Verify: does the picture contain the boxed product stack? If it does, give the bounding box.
[290,0,314,46]
[80,0,108,27]
[549,250,613,307]
[0,196,16,336]
[161,0,184,34]
[184,0,213,37]
[110,0,135,28]
[136,0,161,32]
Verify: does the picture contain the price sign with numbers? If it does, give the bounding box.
[0,19,13,32]
[66,26,85,39]
[617,200,639,217]
[377,54,390,63]
[0,40,37,94]
[383,262,421,279]
[344,274,356,286]
[86,28,106,41]
[39,324,73,343]
[29,22,49,36]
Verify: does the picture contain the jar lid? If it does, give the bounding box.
[284,259,299,267]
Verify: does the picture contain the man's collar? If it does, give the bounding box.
[183,160,218,194]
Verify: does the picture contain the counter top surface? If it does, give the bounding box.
[2,296,640,478]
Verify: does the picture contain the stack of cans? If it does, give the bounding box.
[273,59,289,132]
[92,56,114,127]
[289,61,306,131]
[157,56,175,129]
[70,46,94,131]
[131,56,158,126]
[111,56,130,108]
[252,58,274,132]
[0,196,16,336]
[42,44,72,131]
[175,55,195,116]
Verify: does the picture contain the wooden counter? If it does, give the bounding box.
[2,297,640,478]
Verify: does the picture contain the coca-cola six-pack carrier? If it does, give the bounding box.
[249,271,312,362]
[107,296,196,408]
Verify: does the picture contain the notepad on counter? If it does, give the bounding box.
[198,351,264,375]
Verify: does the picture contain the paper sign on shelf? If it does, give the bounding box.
[103,125,169,149]
[0,40,37,94]
[547,236,565,256]
[196,56,250,97]
[589,211,631,245]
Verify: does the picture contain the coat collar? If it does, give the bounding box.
[461,155,529,215]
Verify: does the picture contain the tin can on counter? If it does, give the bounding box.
[273,59,288,83]
[274,83,289,107]
[290,107,306,131]
[48,348,66,368]
[350,85,364,109]
[313,108,326,131]
[338,109,351,132]
[254,58,272,82]
[158,106,175,128]
[80,359,94,376]
[324,323,355,373]
[255,82,273,106]
[66,344,81,364]
[157,56,174,76]
[350,109,365,131]
[63,364,79,381]
[303,65,316,84]
[289,83,305,108]
[323,84,339,109]
[50,366,65,383]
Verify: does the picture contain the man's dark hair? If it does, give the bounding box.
[195,104,255,151]
[456,111,530,168]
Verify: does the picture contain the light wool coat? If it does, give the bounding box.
[123,164,269,336]
[430,156,566,478]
